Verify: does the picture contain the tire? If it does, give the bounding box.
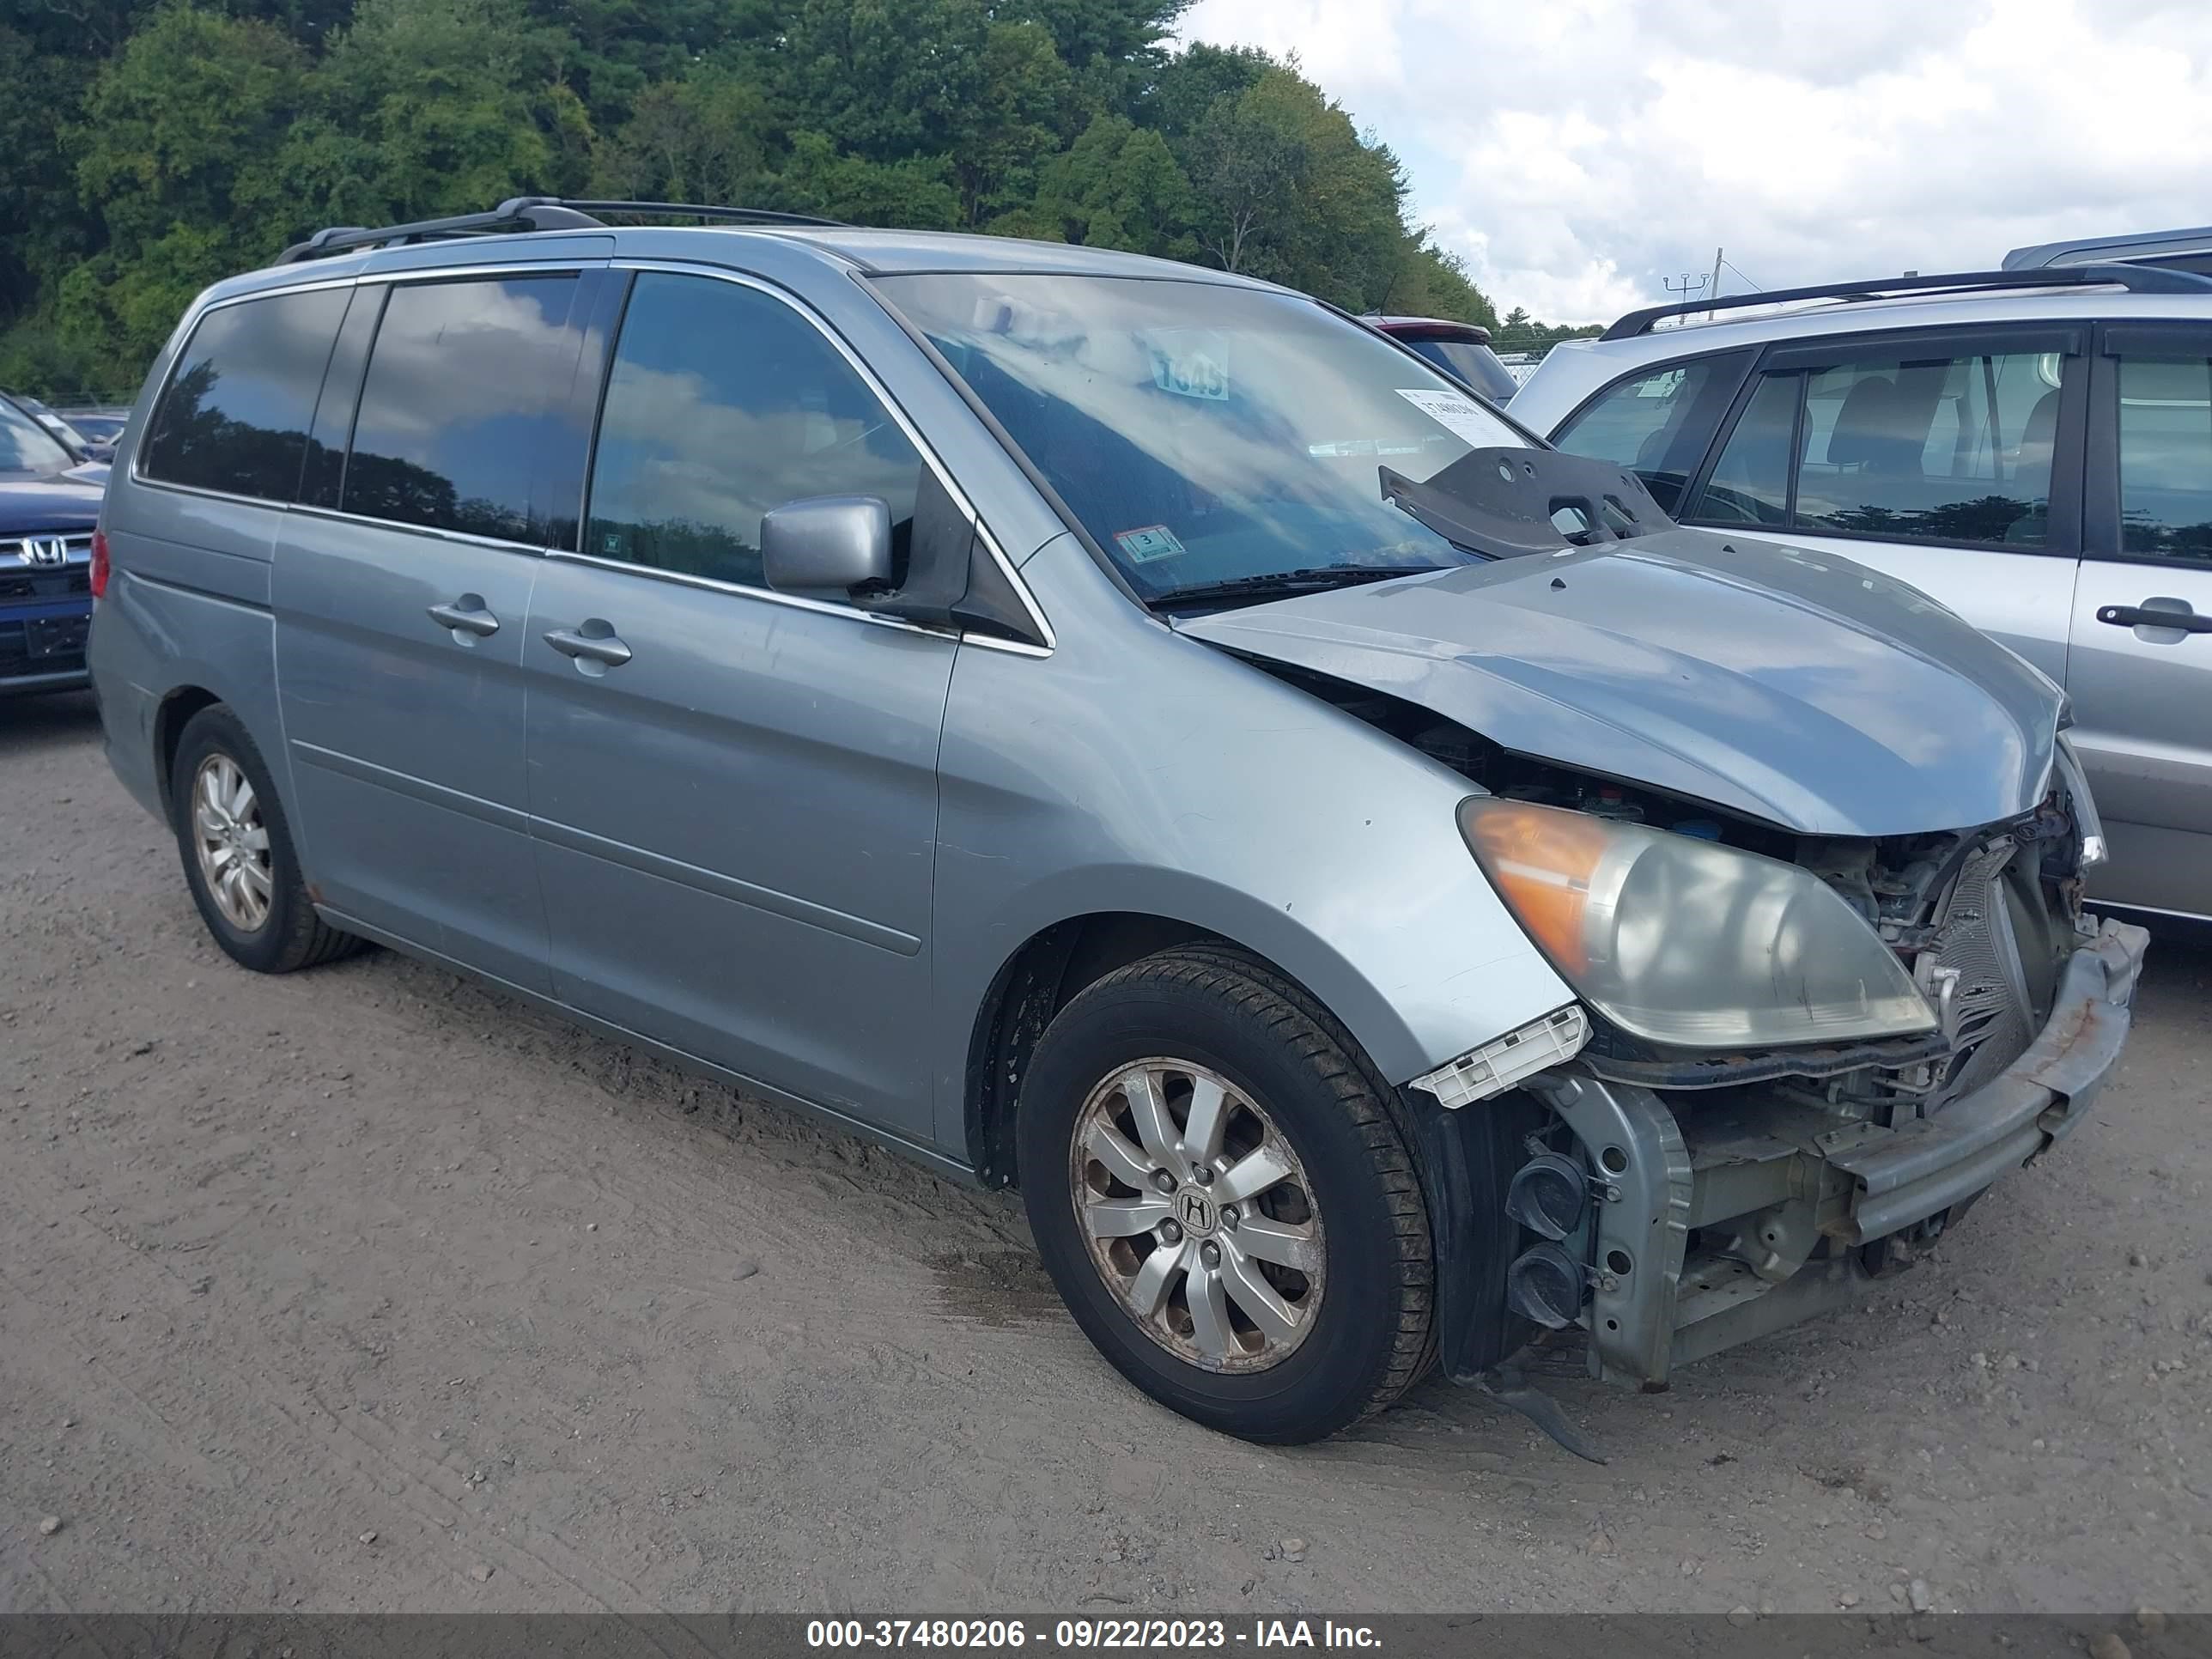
[170,704,362,975]
[1018,944,1435,1443]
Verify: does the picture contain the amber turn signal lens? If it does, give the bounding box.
[1456,799,1615,973]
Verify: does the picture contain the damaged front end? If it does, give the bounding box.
[1170,473,2151,1411]
[1404,741,2148,1398]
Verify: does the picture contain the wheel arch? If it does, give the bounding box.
[152,684,224,814]
[962,904,1413,1190]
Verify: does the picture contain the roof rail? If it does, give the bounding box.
[2005,226,2212,270]
[274,196,849,266]
[544,198,848,228]
[1598,263,2212,342]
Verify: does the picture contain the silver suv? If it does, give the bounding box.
[90,200,2145,1448]
[1513,263,2212,923]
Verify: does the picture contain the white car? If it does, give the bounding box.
[1512,262,2212,922]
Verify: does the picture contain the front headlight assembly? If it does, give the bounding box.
[1458,797,1936,1049]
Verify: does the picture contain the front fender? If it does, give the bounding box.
[927,538,1571,1156]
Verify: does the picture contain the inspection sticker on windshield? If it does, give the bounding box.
[1395,387,1495,445]
[1113,524,1187,562]
[1146,330,1231,400]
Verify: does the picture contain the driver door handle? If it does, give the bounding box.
[543,624,634,667]
[427,597,501,637]
[2096,603,2212,635]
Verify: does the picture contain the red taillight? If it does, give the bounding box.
[89,527,110,599]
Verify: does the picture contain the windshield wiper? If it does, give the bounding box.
[1152,564,1447,609]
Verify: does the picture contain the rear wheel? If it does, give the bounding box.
[1018,945,1435,1443]
[170,705,361,974]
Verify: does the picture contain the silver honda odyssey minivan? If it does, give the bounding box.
[89,199,2147,1449]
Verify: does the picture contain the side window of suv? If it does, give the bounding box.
[343,274,586,544]
[585,272,927,591]
[1551,351,1750,514]
[1686,342,2067,548]
[138,288,351,501]
[2115,350,2212,564]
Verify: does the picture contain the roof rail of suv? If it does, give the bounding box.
[274,197,850,265]
[2005,226,2212,270]
[1597,263,2212,342]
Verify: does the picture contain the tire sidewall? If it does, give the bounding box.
[1019,970,1415,1442]
[170,708,309,974]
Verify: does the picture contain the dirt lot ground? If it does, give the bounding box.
[2,691,2207,1616]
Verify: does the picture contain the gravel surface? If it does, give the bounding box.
[3,692,2207,1614]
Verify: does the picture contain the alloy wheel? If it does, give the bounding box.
[191,752,273,933]
[1068,1058,1325,1373]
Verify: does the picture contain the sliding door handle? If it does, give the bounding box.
[427,597,500,638]
[544,624,633,668]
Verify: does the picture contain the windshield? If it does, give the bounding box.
[1401,336,1520,404]
[0,395,75,473]
[873,273,1528,600]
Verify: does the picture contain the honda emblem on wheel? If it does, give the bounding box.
[1176,1188,1217,1235]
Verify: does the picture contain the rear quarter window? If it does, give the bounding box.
[138,288,351,501]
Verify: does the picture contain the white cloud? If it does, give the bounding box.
[1178,0,2212,323]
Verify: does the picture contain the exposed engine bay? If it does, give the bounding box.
[1257,654,2094,1104]
[1249,653,2139,1414]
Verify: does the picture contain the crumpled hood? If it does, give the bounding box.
[1176,528,2063,837]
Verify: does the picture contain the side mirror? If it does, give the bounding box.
[761,495,894,600]
[87,441,116,465]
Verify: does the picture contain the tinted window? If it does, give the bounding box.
[1695,372,1796,526]
[1402,337,1518,403]
[2117,352,2212,564]
[586,272,926,589]
[1792,349,2057,546]
[139,289,349,500]
[344,276,583,543]
[1553,353,1748,514]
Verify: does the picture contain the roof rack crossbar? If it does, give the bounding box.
[274,196,849,266]
[1599,263,2212,341]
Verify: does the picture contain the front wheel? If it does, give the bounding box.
[1018,946,1436,1443]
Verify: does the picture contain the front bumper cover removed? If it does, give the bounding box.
[1523,917,2149,1390]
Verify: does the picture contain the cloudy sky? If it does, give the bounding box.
[1179,0,2212,323]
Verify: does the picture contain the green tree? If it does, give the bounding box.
[1183,78,1304,274]
[1380,240,1499,328]
[0,24,96,330]
[1012,0,1188,70]
[522,0,774,129]
[770,0,984,165]
[1492,308,1602,350]
[0,0,1540,398]
[275,0,586,233]
[944,21,1076,226]
[59,5,312,377]
[1181,67,1404,308]
[1012,0,1187,124]
[591,64,775,205]
[1031,113,1192,256]
[1146,39,1268,137]
[776,131,961,228]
